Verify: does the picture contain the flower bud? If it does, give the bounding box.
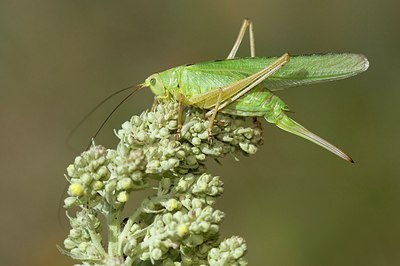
[117,177,133,191]
[64,238,77,250]
[68,183,84,197]
[162,199,181,211]
[177,224,189,237]
[151,248,163,260]
[64,197,79,208]
[117,191,129,203]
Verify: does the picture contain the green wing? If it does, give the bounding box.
[185,53,369,91]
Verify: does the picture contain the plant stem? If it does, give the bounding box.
[87,225,107,259]
[108,204,122,258]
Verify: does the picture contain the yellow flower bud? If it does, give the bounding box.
[177,224,189,237]
[69,183,84,197]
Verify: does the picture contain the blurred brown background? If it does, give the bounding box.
[1,0,399,265]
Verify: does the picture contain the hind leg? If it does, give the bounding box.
[253,117,264,144]
[227,19,256,59]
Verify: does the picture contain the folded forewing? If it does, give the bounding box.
[185,53,369,91]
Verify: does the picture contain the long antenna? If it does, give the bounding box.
[86,86,141,150]
[59,85,143,225]
[66,85,135,150]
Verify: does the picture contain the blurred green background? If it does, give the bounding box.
[1,0,399,265]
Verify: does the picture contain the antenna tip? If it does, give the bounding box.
[346,156,355,163]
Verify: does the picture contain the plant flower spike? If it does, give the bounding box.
[60,19,369,265]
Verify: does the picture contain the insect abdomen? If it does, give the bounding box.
[222,87,287,119]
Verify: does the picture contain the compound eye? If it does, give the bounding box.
[150,78,156,86]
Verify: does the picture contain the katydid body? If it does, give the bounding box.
[140,19,369,162]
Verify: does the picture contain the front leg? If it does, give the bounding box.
[207,88,223,141]
[150,97,158,111]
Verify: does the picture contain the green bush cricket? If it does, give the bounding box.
[138,19,369,162]
[63,19,367,219]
